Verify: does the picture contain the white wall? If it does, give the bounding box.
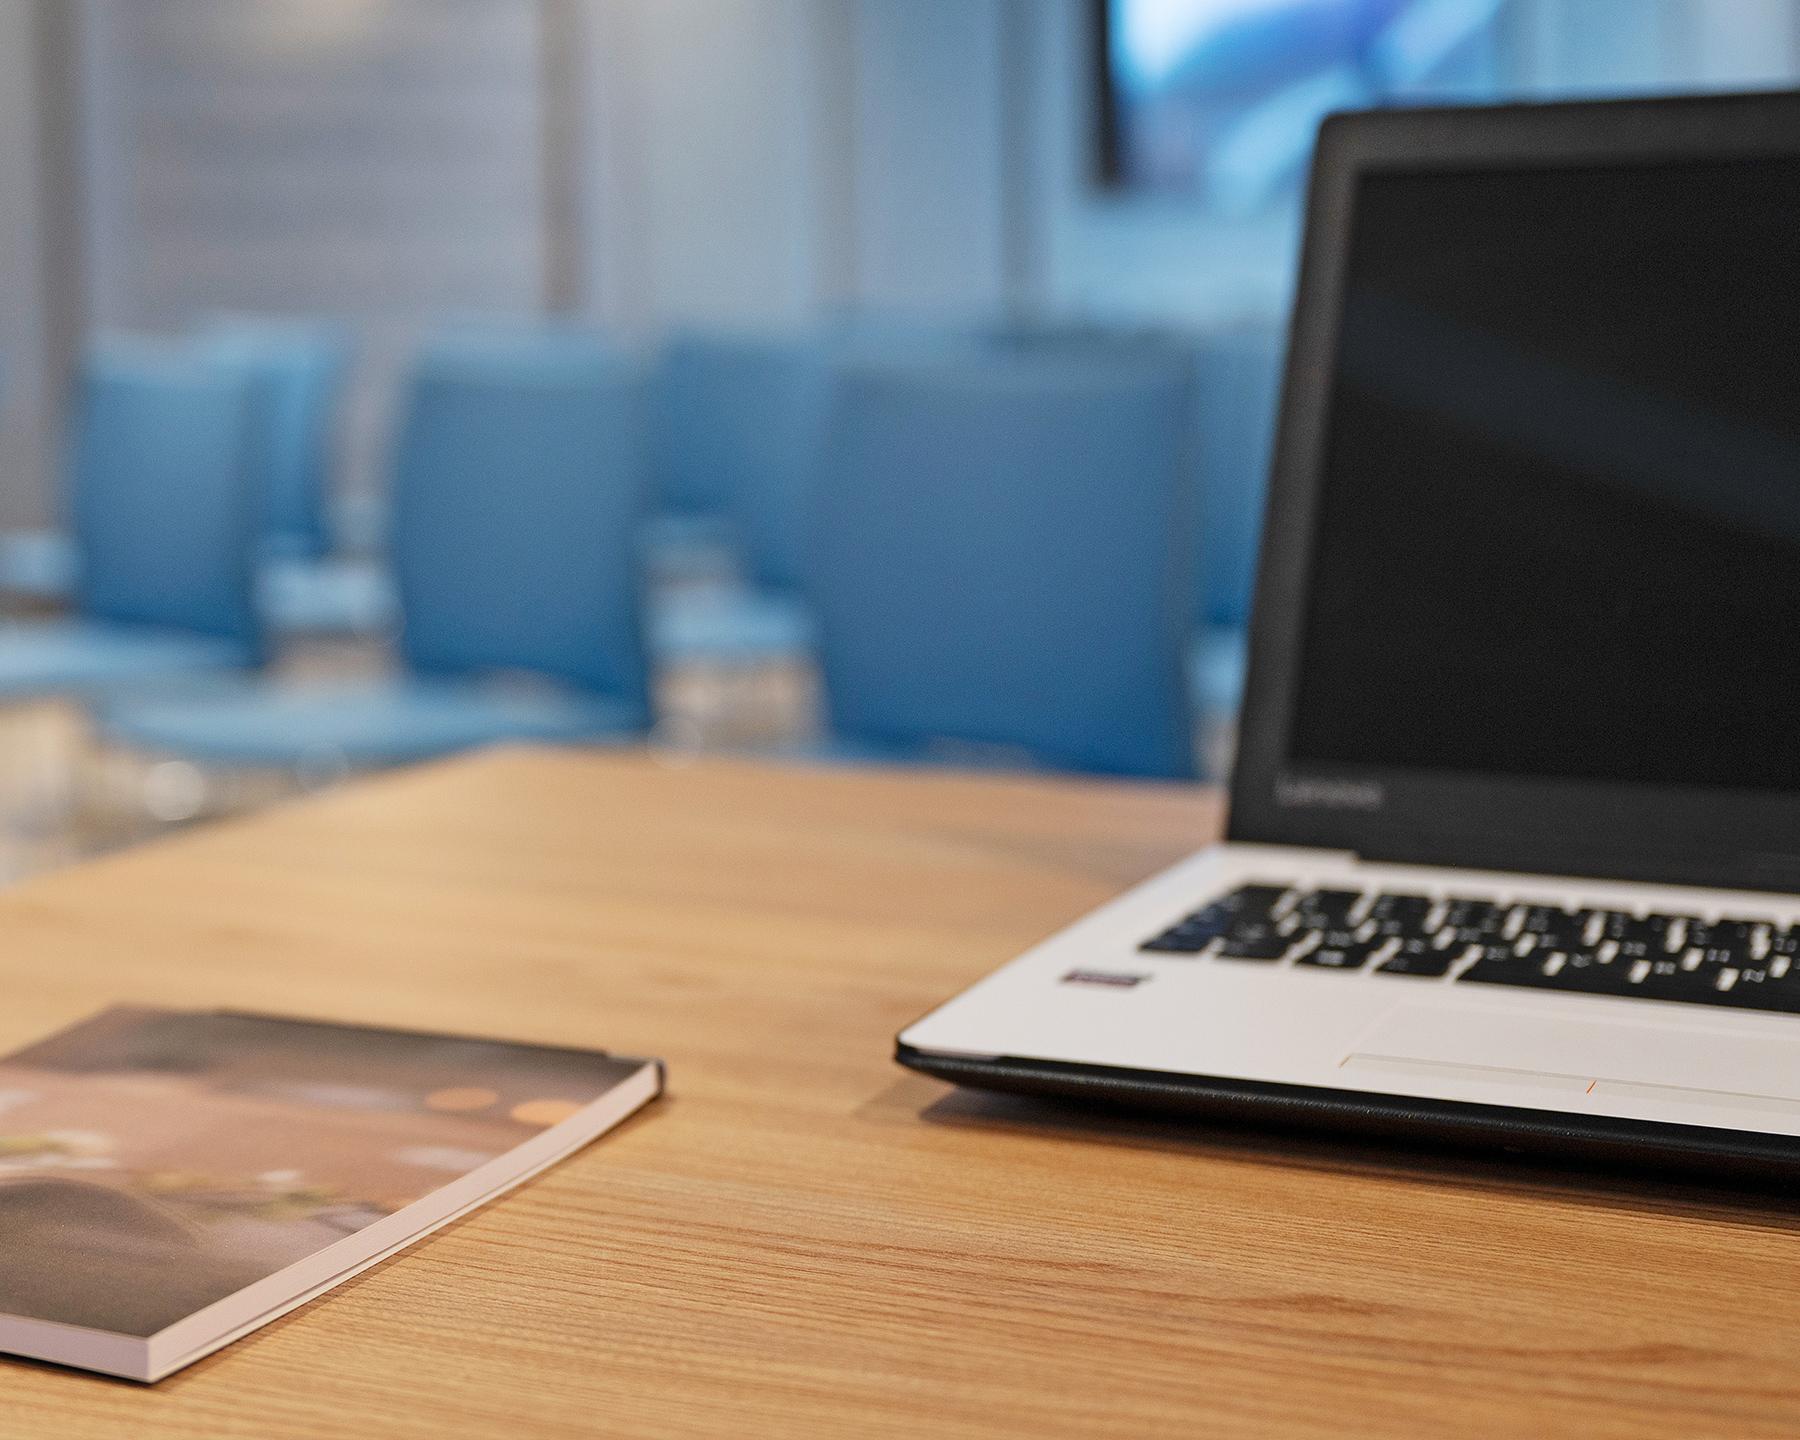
[844,0,1008,315]
[75,0,551,500]
[579,0,831,338]
[577,0,1013,338]
[78,0,548,331]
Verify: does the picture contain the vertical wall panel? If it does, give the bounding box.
[578,0,830,338]
[846,0,1007,315]
[76,0,550,500]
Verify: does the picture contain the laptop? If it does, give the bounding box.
[897,90,1800,1179]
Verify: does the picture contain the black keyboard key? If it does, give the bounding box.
[1294,888,1364,925]
[1230,884,1292,915]
[1643,914,1699,953]
[1434,899,1504,947]
[1443,898,1501,932]
[1374,939,1458,977]
[1722,969,1800,1012]
[1368,894,1432,937]
[1518,907,1597,950]
[1139,883,1292,954]
[1685,919,1764,966]
[1548,954,1648,999]
[1596,914,1664,959]
[1295,938,1386,970]
[1458,946,1607,991]
[1209,910,1296,957]
[1458,956,1540,990]
[1139,910,1233,952]
[1141,932,1212,953]
[1215,934,1293,961]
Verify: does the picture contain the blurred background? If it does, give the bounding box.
[0,0,1793,882]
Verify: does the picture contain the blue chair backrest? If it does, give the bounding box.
[653,336,742,522]
[390,334,651,721]
[1193,326,1284,627]
[69,338,263,653]
[653,332,831,593]
[197,318,349,560]
[812,351,1198,780]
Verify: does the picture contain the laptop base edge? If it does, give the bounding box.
[894,1042,1800,1185]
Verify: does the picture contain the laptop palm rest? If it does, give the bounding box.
[1344,1003,1800,1114]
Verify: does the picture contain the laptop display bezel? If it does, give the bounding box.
[1227,90,1800,893]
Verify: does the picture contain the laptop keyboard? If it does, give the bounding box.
[1139,883,1800,1013]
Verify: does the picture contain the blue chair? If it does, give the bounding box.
[0,319,387,631]
[0,338,263,700]
[197,317,348,561]
[0,335,72,605]
[96,335,652,769]
[1189,325,1285,726]
[649,331,827,666]
[807,351,1198,780]
[193,318,401,638]
[646,334,742,560]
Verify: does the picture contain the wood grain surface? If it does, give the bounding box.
[3,746,1798,1438]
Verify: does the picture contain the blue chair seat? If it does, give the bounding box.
[0,621,253,700]
[97,678,646,768]
[1190,624,1248,719]
[258,556,399,635]
[651,588,816,665]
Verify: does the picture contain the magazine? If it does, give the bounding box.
[0,1006,661,1380]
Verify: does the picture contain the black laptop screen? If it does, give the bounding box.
[1289,153,1800,792]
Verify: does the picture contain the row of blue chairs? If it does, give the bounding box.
[4,332,649,768]
[0,317,1282,780]
[6,316,1284,675]
[650,321,1283,739]
[5,315,347,567]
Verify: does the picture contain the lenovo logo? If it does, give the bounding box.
[1274,775,1386,811]
[1060,969,1149,989]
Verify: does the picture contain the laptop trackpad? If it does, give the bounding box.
[1346,1002,1800,1106]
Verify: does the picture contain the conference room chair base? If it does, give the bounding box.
[649,587,817,668]
[257,555,400,637]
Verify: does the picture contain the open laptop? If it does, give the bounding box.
[897,90,1800,1178]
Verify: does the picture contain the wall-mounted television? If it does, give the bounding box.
[1094,0,1505,209]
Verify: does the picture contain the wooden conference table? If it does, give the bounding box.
[6,747,1800,1438]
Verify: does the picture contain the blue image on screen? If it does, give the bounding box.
[1108,0,1506,207]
